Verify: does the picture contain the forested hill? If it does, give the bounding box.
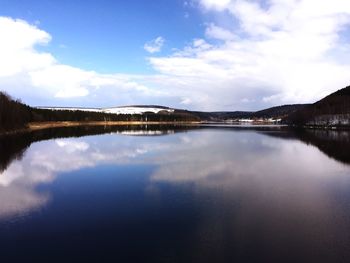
[252,104,309,119]
[285,86,350,126]
[191,104,308,121]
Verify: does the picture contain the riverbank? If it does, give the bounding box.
[29,121,203,130]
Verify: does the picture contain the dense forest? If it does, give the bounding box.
[0,92,32,131]
[0,91,200,132]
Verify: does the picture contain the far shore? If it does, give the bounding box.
[28,121,202,130]
[2,120,349,136]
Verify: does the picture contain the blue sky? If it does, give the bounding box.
[1,0,350,110]
[1,0,203,73]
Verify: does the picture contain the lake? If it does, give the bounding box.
[0,125,350,262]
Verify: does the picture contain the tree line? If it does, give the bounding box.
[0,92,32,131]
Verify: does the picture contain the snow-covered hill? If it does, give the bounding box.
[104,106,174,114]
[38,106,175,115]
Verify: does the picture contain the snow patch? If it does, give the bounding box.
[38,106,175,115]
[104,107,174,114]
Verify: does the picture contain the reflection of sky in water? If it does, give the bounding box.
[1,130,349,219]
[0,133,179,219]
[1,129,350,261]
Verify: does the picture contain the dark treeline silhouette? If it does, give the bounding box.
[0,92,32,131]
[0,91,200,132]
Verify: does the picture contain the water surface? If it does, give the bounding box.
[0,126,350,262]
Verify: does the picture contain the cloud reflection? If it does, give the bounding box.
[0,128,349,224]
[0,133,176,219]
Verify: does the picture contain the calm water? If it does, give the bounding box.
[0,125,350,262]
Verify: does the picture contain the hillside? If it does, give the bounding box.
[191,104,308,121]
[286,86,350,126]
[191,111,252,121]
[252,104,309,119]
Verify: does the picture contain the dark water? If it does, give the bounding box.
[1,125,350,263]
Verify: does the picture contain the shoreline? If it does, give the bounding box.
[28,121,202,130]
[0,121,202,136]
[2,121,350,136]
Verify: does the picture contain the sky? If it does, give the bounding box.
[1,0,350,111]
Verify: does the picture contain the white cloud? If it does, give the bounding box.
[0,134,172,218]
[205,23,237,41]
[144,0,350,109]
[144,36,165,53]
[56,140,90,152]
[0,17,54,78]
[199,0,231,11]
[2,0,350,111]
[0,17,166,106]
[30,65,94,98]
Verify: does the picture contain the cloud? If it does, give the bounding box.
[0,17,164,106]
[199,0,231,11]
[0,17,54,78]
[2,0,350,111]
[1,123,350,220]
[144,0,350,109]
[205,23,237,41]
[144,36,165,53]
[151,131,349,185]
[181,97,192,105]
[0,133,176,219]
